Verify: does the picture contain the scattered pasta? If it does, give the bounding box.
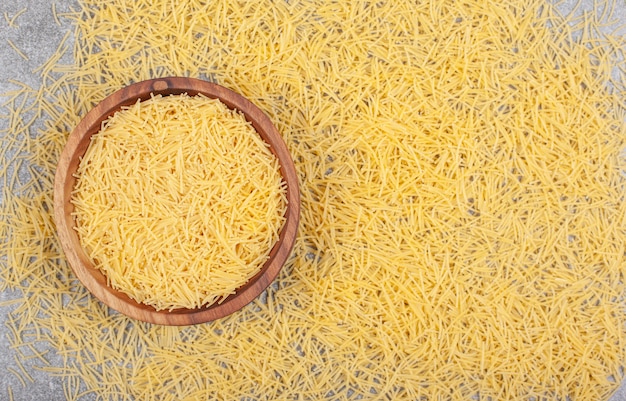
[1,0,625,400]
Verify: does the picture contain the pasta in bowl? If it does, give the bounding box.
[54,77,300,325]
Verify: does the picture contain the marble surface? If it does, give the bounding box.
[0,0,624,400]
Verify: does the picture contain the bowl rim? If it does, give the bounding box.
[53,77,300,325]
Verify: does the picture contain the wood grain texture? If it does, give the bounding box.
[53,77,300,325]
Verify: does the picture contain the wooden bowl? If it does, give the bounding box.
[53,77,300,325]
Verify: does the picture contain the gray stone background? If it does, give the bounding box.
[0,0,624,400]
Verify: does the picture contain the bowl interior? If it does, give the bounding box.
[54,77,300,325]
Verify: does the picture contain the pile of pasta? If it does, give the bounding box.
[71,94,287,311]
[1,0,625,400]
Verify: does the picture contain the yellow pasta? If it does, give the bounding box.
[71,94,287,310]
[3,7,26,28]
[6,39,28,61]
[0,0,625,400]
